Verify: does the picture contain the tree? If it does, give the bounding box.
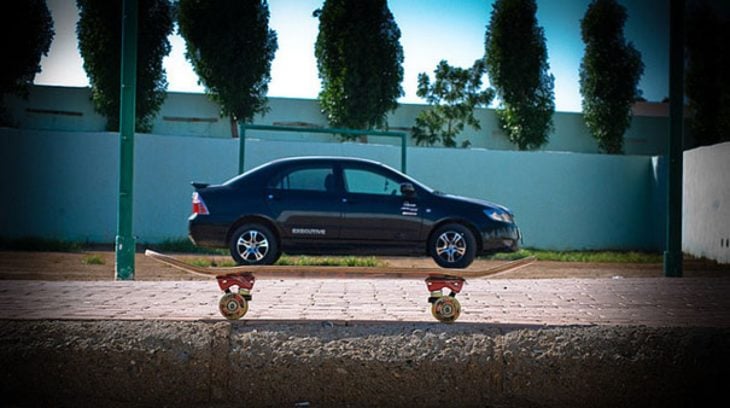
[412,59,495,148]
[77,0,172,133]
[178,0,277,130]
[314,0,404,136]
[485,0,554,150]
[685,3,730,147]
[579,0,644,154]
[0,0,54,124]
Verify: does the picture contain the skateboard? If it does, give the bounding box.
[145,250,535,323]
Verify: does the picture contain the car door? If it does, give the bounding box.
[339,164,422,243]
[265,163,342,243]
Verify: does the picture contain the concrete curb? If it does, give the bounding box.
[1,320,728,407]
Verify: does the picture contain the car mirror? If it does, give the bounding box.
[400,182,416,197]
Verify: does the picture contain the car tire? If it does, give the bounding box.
[429,223,477,269]
[229,223,279,265]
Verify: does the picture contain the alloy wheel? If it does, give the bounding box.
[435,231,467,264]
[236,229,269,262]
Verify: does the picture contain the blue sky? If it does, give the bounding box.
[35,0,670,113]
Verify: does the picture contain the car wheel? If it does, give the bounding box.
[429,223,477,269]
[229,224,279,265]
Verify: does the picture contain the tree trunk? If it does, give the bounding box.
[230,116,239,138]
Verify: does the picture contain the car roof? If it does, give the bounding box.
[267,156,385,166]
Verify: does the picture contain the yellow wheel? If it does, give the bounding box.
[431,296,461,323]
[219,292,248,320]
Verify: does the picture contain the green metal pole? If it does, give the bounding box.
[239,124,408,174]
[400,133,407,174]
[664,0,684,277]
[115,0,138,280]
[239,124,246,174]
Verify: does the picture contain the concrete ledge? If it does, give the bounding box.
[1,321,728,407]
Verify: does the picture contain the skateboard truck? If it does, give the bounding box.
[214,273,466,322]
[425,276,464,323]
[216,273,255,320]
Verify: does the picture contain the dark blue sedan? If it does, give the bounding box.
[189,157,521,268]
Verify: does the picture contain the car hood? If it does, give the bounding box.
[441,193,513,215]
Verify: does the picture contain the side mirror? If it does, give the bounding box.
[400,182,416,197]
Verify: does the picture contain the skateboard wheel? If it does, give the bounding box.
[431,296,461,323]
[219,292,248,320]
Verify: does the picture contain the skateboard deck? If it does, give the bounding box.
[144,250,535,279]
[144,249,535,323]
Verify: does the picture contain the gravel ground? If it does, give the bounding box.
[1,320,728,407]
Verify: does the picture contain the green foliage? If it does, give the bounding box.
[189,258,236,268]
[0,0,54,124]
[412,60,495,148]
[579,0,644,154]
[149,238,227,255]
[685,4,730,147]
[178,0,277,124]
[276,255,382,267]
[488,248,662,263]
[81,254,105,265]
[186,254,381,268]
[76,0,173,133]
[485,0,554,150]
[314,0,404,136]
[0,237,83,253]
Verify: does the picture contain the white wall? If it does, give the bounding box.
[5,85,669,155]
[683,142,730,263]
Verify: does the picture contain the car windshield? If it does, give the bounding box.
[375,162,435,194]
[221,162,272,187]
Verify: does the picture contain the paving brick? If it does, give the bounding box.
[1,278,730,326]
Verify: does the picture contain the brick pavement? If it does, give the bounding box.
[1,277,729,326]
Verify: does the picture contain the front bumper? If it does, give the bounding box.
[480,224,521,253]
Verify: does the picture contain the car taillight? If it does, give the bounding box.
[192,192,209,215]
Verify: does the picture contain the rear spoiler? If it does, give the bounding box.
[191,181,210,189]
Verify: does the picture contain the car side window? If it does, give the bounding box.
[270,167,335,192]
[343,168,401,196]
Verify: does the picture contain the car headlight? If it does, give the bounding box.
[483,208,513,223]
